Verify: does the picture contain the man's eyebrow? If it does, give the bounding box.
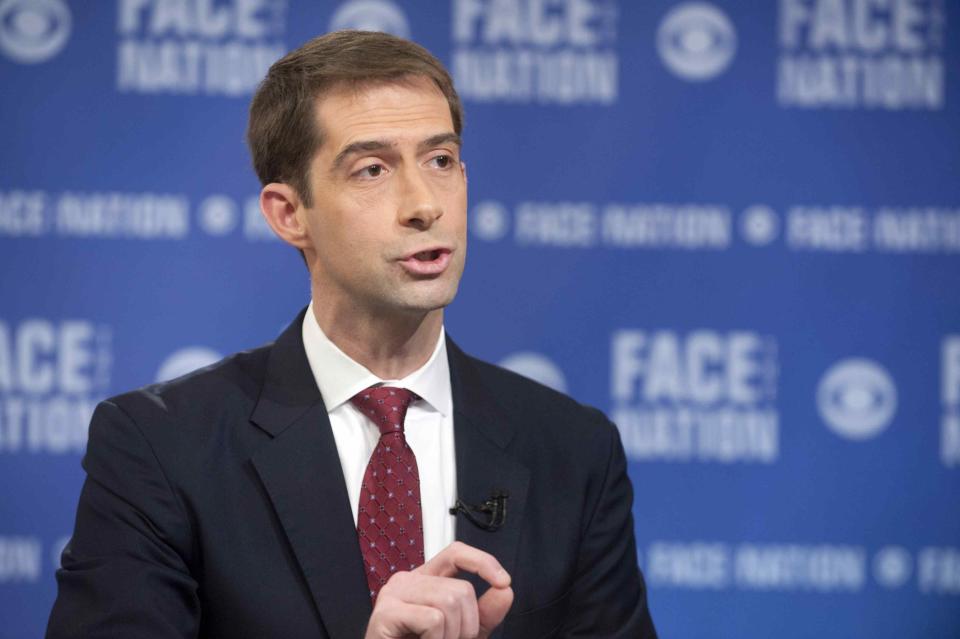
[418,133,462,153]
[331,139,396,171]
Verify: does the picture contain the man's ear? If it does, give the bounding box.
[460,160,467,184]
[260,182,311,249]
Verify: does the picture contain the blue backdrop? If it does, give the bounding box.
[2,1,959,637]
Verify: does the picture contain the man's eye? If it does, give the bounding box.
[359,164,384,178]
[431,155,452,169]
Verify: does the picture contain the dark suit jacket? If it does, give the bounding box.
[47,309,656,638]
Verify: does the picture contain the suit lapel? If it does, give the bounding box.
[249,308,371,639]
[447,338,530,604]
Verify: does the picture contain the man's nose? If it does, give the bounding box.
[397,167,443,230]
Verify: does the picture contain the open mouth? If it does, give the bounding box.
[399,247,452,276]
[412,249,442,262]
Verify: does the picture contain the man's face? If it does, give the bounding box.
[299,78,467,320]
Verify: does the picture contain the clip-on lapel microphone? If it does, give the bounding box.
[449,489,509,532]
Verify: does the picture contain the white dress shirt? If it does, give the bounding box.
[301,302,457,562]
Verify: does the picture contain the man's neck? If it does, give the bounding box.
[310,299,443,380]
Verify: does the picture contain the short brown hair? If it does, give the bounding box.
[247,30,463,207]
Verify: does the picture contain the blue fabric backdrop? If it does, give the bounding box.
[2,1,958,637]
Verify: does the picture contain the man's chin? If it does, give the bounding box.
[392,283,460,316]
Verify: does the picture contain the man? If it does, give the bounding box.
[47,31,656,639]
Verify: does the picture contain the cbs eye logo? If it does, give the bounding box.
[817,358,898,441]
[328,0,410,39]
[0,0,71,64]
[657,2,737,82]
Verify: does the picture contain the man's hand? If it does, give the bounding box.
[364,541,514,639]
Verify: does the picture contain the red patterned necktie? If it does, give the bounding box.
[351,386,424,600]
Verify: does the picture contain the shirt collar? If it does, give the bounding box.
[301,301,452,417]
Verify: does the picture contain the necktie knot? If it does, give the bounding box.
[350,386,418,435]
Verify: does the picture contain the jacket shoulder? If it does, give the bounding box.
[106,341,272,428]
[458,350,614,438]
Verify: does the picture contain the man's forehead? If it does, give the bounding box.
[313,78,453,146]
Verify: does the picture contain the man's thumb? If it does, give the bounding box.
[478,586,514,638]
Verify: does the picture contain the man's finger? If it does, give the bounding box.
[394,604,445,639]
[398,574,475,637]
[416,541,511,589]
[377,602,445,639]
[374,571,478,638]
[478,585,514,638]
